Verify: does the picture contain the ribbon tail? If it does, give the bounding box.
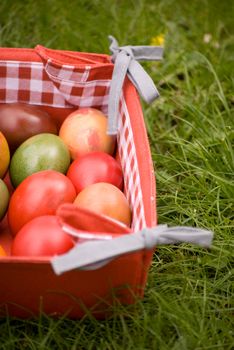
[144,226,214,248]
[108,35,119,56]
[128,59,160,103]
[107,51,131,135]
[51,232,146,275]
[131,45,164,61]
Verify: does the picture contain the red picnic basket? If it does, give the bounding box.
[0,37,213,318]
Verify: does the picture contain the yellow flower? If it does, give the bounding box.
[150,34,165,46]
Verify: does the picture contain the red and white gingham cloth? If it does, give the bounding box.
[118,98,146,232]
[0,60,146,231]
[0,60,110,111]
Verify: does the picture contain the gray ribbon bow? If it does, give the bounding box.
[51,225,213,275]
[107,35,163,135]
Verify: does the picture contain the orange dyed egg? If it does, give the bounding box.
[0,245,7,257]
[0,132,10,179]
[73,182,132,226]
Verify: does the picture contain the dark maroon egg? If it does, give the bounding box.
[0,103,57,152]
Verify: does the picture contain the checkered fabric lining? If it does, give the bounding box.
[0,60,146,231]
[0,60,110,111]
[118,98,146,232]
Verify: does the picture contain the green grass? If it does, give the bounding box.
[0,0,233,349]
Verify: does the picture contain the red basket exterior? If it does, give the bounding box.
[0,46,157,318]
